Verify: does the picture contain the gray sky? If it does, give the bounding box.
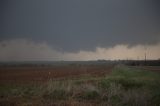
[0,0,160,60]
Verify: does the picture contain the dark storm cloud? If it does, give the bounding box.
[0,0,160,52]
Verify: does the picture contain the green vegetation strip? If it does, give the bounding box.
[0,65,160,106]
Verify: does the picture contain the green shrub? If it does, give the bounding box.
[82,90,99,100]
[114,78,143,90]
[98,79,110,89]
[43,89,68,100]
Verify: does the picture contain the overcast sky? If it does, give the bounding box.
[0,0,160,61]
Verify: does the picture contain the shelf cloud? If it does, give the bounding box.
[0,0,160,60]
[0,0,160,52]
[0,39,159,61]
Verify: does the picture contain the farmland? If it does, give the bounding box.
[0,62,160,106]
[0,62,113,84]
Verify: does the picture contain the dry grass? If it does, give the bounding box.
[0,65,160,106]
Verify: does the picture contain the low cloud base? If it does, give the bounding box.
[0,39,159,61]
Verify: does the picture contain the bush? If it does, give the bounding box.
[43,89,68,100]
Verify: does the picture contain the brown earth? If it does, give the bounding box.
[0,65,114,84]
[0,64,114,106]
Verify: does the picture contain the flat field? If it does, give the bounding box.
[132,66,160,73]
[0,64,113,84]
[0,63,160,106]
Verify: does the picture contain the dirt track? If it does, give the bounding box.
[0,65,114,84]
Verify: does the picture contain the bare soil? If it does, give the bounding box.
[0,65,114,84]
